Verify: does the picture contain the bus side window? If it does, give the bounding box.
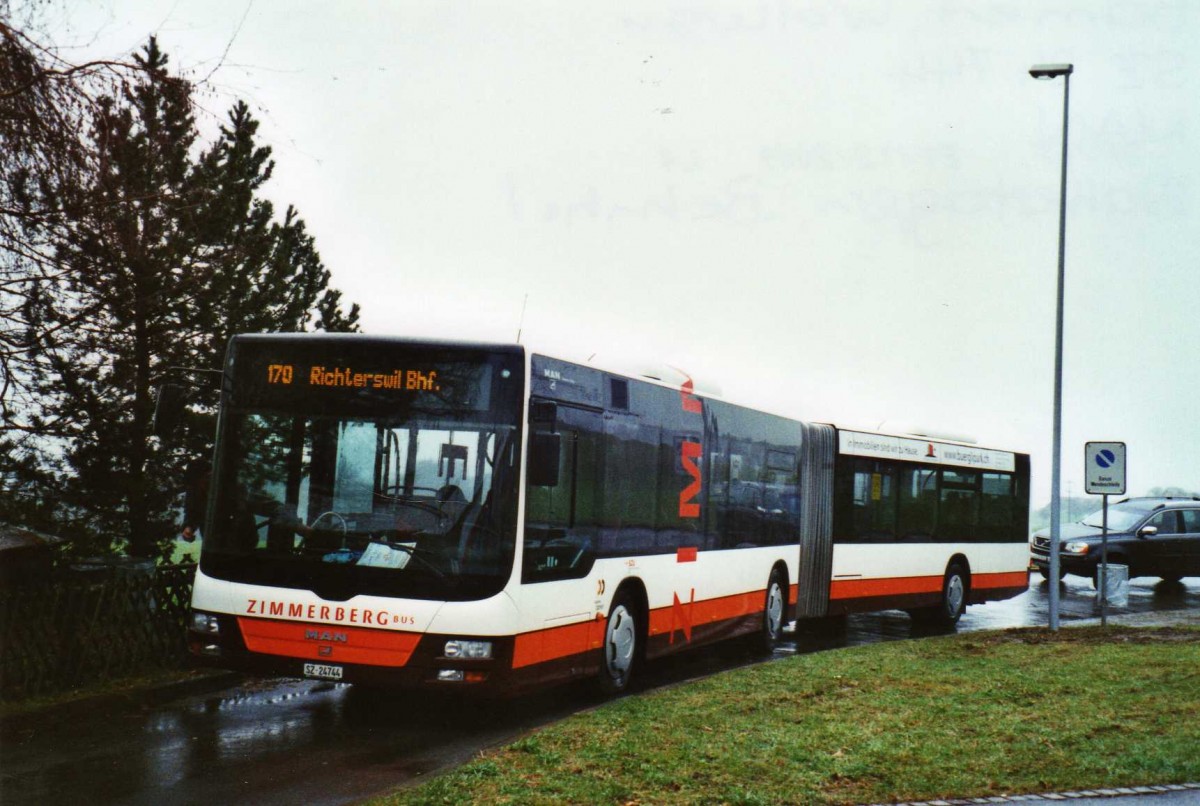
[706,430,730,549]
[527,432,561,487]
[938,470,979,543]
[980,473,1014,542]
[898,468,937,542]
[850,460,897,543]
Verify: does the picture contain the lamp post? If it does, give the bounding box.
[1029,62,1073,630]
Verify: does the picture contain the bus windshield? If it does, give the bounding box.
[200,338,523,602]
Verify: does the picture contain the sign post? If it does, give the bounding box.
[1085,442,1126,626]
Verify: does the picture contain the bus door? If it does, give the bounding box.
[523,402,604,583]
[795,423,835,618]
[521,400,606,653]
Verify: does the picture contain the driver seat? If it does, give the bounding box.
[456,492,493,565]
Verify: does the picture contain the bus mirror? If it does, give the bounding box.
[439,443,469,479]
[528,432,561,487]
[153,384,187,437]
[529,399,557,428]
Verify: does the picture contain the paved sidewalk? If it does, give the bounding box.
[873,782,1200,805]
[1067,608,1200,629]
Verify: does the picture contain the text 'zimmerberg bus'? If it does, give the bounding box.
[186,334,1030,695]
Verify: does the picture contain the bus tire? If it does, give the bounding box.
[753,567,786,654]
[598,591,642,695]
[913,563,968,627]
[937,563,968,626]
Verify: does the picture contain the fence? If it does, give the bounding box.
[0,563,196,701]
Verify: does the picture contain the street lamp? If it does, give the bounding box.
[1029,62,1073,631]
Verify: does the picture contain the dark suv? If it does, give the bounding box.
[1030,497,1200,586]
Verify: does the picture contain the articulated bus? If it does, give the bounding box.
[188,334,1030,695]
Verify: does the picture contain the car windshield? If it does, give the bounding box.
[1080,503,1152,531]
[200,338,523,602]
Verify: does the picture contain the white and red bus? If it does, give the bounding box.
[187,335,1029,694]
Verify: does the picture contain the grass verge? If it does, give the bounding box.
[380,626,1200,805]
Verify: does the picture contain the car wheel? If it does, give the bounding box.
[597,591,642,695]
[752,567,786,655]
[1038,566,1067,581]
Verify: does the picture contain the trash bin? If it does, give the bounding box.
[1097,563,1129,608]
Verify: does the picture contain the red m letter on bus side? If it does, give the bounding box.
[679,440,702,518]
[671,589,695,644]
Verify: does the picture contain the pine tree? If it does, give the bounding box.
[191,101,359,375]
[33,38,201,557]
[16,38,361,559]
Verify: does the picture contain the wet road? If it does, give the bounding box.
[3,575,1197,805]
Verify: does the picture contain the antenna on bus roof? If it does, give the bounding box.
[516,293,528,344]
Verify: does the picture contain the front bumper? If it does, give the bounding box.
[188,613,520,695]
[1030,545,1094,577]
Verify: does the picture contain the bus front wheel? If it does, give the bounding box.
[598,591,642,695]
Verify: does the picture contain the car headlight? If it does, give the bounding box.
[1063,541,1090,555]
[443,639,492,660]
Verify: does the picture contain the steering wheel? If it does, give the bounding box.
[309,510,348,532]
[380,484,440,498]
[305,511,349,549]
[377,486,449,518]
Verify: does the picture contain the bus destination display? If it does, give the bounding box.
[267,363,443,392]
[226,337,522,414]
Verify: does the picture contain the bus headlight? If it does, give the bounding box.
[191,612,221,634]
[1063,541,1090,555]
[443,639,492,660]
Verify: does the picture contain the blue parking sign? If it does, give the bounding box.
[1085,442,1126,495]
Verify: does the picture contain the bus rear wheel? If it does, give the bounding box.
[598,591,642,695]
[752,567,786,654]
[912,563,968,627]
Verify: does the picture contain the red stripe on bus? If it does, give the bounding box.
[238,617,421,667]
[512,586,771,669]
[972,571,1030,590]
[829,575,941,600]
[677,546,698,563]
[829,570,1030,601]
[649,588,762,641]
[512,614,605,669]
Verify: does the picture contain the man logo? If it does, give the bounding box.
[305,629,348,643]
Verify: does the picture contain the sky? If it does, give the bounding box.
[41,0,1200,509]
